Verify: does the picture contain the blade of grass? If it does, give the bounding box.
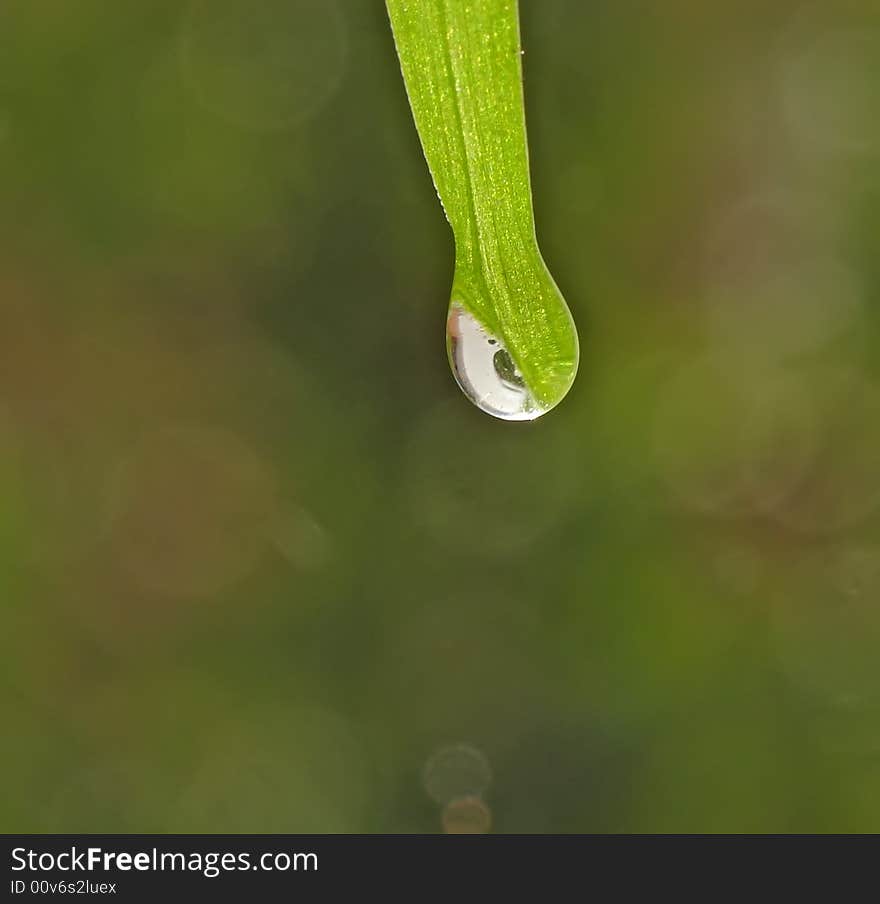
[386,0,579,411]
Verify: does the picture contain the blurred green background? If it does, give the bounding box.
[2,0,880,833]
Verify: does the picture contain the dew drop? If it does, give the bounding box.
[446,304,544,421]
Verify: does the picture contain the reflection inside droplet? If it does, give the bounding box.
[446,304,543,421]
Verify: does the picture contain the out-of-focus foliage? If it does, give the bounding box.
[1,0,880,832]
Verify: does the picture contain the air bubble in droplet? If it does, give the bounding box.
[446,304,543,421]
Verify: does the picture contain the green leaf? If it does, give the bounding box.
[386,0,579,418]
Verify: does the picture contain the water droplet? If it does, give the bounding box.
[388,0,579,421]
[446,305,543,421]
